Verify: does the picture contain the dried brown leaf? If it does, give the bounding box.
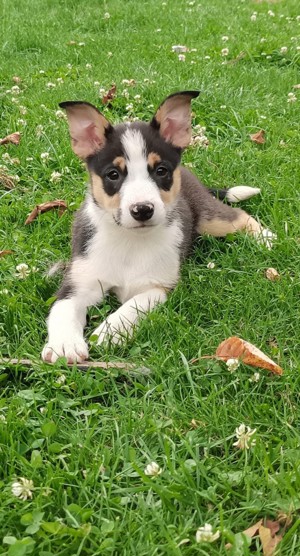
[250,130,266,145]
[12,76,22,83]
[225,519,263,549]
[0,169,16,189]
[0,132,21,146]
[293,84,300,89]
[25,200,68,225]
[265,267,280,281]
[216,336,283,375]
[102,84,116,105]
[0,250,13,258]
[259,525,282,556]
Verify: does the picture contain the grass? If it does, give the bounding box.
[1,0,300,553]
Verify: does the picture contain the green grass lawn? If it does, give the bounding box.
[1,0,300,553]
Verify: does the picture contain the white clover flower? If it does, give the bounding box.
[0,289,9,295]
[296,15,300,21]
[134,94,141,101]
[17,119,26,126]
[12,478,34,500]
[66,63,72,69]
[249,372,260,383]
[192,135,209,147]
[260,37,267,43]
[122,89,129,98]
[99,88,106,95]
[19,106,27,115]
[86,63,92,69]
[144,461,162,476]
[222,36,229,42]
[297,46,300,51]
[56,374,66,385]
[50,171,62,183]
[233,424,256,450]
[196,523,220,543]
[93,81,100,86]
[104,12,110,19]
[250,14,257,21]
[0,414,7,422]
[36,124,44,137]
[15,263,30,279]
[220,104,227,109]
[268,10,275,17]
[2,153,11,162]
[26,157,33,162]
[207,262,215,269]
[11,85,21,94]
[288,92,297,103]
[280,46,288,55]
[178,54,186,61]
[204,55,211,60]
[78,42,85,47]
[226,358,240,372]
[39,70,45,74]
[107,51,113,57]
[41,152,50,161]
[55,109,66,119]
[56,77,64,84]
[221,48,229,56]
[172,45,188,53]
[46,82,56,89]
[125,103,133,111]
[39,407,47,414]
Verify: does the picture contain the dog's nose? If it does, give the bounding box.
[129,203,154,222]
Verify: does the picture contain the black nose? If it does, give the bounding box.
[129,203,154,222]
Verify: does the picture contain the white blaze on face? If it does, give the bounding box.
[120,128,166,228]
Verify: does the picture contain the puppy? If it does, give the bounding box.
[42,91,273,363]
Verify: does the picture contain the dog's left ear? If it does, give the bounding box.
[151,91,200,149]
[59,101,112,159]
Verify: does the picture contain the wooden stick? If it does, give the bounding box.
[0,358,151,374]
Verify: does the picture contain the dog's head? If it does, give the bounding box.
[60,91,199,229]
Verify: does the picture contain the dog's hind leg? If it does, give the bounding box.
[93,287,168,345]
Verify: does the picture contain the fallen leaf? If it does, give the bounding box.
[227,51,246,64]
[293,84,300,89]
[259,525,282,556]
[225,519,263,549]
[25,200,68,225]
[0,250,13,258]
[0,169,17,189]
[216,336,283,375]
[12,76,22,83]
[250,130,265,144]
[265,520,280,537]
[0,132,21,145]
[265,267,280,281]
[102,84,116,104]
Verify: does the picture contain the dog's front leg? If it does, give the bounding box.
[93,287,167,345]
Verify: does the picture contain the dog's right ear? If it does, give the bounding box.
[59,101,112,159]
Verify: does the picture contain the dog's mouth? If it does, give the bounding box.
[113,214,156,230]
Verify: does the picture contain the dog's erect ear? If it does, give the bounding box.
[151,91,200,149]
[59,101,112,159]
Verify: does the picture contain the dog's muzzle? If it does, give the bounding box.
[129,202,154,222]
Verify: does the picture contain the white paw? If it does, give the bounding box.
[92,314,132,346]
[254,228,277,250]
[41,336,89,363]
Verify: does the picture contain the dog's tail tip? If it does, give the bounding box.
[225,186,261,203]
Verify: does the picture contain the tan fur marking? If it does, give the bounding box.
[91,173,120,211]
[197,209,262,237]
[160,167,181,204]
[147,152,161,168]
[113,156,126,172]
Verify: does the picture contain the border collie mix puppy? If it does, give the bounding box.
[42,91,271,363]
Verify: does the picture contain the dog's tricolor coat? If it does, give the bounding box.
[42,91,272,363]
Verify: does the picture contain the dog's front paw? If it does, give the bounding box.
[92,314,132,346]
[41,336,89,364]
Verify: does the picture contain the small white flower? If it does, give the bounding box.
[220,104,227,109]
[2,153,11,162]
[50,171,62,183]
[196,523,220,543]
[125,103,133,111]
[268,10,275,17]
[15,263,30,279]
[233,423,256,450]
[0,414,7,422]
[94,81,100,86]
[56,77,64,84]
[296,15,300,21]
[249,372,260,383]
[280,46,288,55]
[39,70,45,74]
[178,54,186,61]
[134,94,141,101]
[156,28,161,32]
[122,89,129,98]
[12,478,34,500]
[78,42,85,47]
[260,37,267,43]
[297,46,300,51]
[204,55,211,60]
[144,78,150,83]
[226,358,240,372]
[86,63,92,69]
[36,124,44,137]
[192,135,209,147]
[99,88,106,95]
[144,461,162,476]
[66,63,72,69]
[172,45,188,53]
[17,119,26,126]
[221,48,229,56]
[107,51,113,57]
[39,407,47,414]
[288,92,297,103]
[0,289,9,295]
[103,12,110,19]
[46,82,56,89]
[11,85,21,94]
[19,106,27,115]
[207,262,215,269]
[41,152,50,161]
[250,14,257,21]
[56,374,66,385]
[222,35,229,42]
[55,109,66,119]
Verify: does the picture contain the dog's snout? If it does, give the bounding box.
[129,203,154,222]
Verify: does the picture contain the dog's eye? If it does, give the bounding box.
[156,165,169,178]
[106,169,120,181]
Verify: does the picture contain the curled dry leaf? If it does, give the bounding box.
[265,267,280,281]
[216,336,283,375]
[0,132,21,146]
[25,200,68,225]
[250,129,265,145]
[0,250,13,258]
[259,525,282,556]
[102,84,116,105]
[225,519,263,549]
[0,169,16,189]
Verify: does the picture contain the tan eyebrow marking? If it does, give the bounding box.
[147,152,161,168]
[91,172,120,211]
[159,167,181,204]
[113,156,126,172]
